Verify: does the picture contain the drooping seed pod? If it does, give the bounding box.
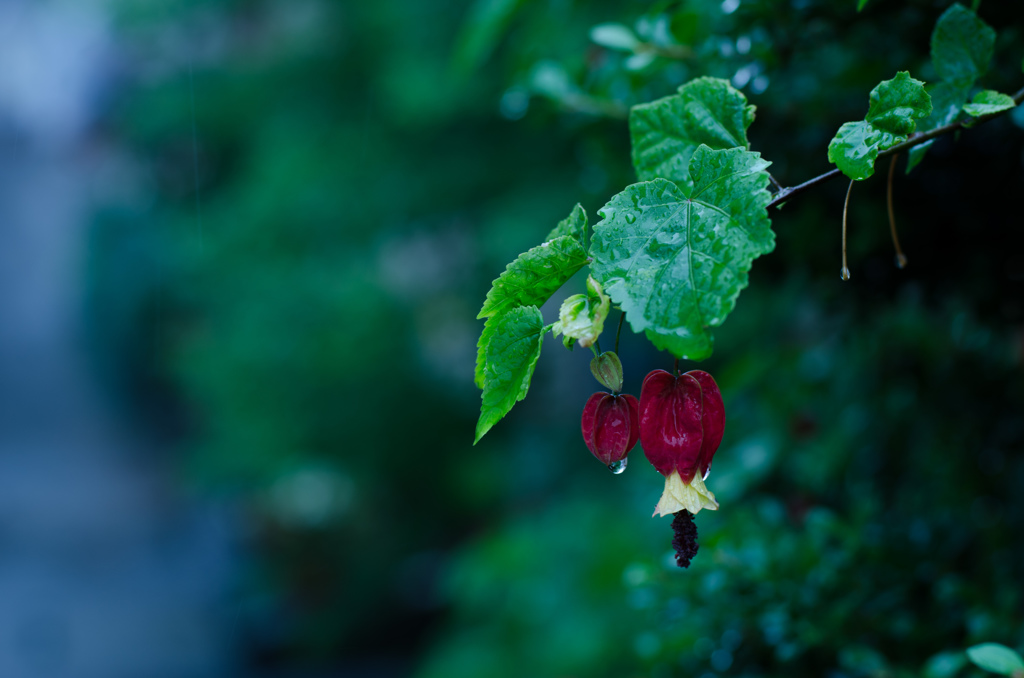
[639,369,725,517]
[581,392,639,471]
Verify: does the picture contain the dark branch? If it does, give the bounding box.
[767,85,1024,210]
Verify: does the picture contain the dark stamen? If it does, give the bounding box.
[671,510,699,568]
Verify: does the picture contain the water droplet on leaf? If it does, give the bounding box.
[608,458,628,474]
[624,213,637,224]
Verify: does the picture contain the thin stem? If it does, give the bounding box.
[768,173,785,192]
[673,357,680,376]
[768,85,1024,210]
[614,311,625,354]
[887,154,907,269]
[593,340,602,355]
[841,180,853,281]
[645,44,693,61]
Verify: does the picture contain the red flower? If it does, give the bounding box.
[639,369,726,516]
[581,392,639,468]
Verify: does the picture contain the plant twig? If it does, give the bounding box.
[767,85,1024,210]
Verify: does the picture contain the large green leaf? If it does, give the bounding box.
[909,5,995,172]
[477,235,588,320]
[931,3,995,89]
[828,72,931,180]
[629,77,755,187]
[544,203,587,245]
[590,145,773,361]
[474,306,545,443]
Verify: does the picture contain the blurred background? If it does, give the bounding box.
[1,0,1022,676]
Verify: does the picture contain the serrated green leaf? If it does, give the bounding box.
[590,145,773,361]
[590,23,639,52]
[474,317,491,388]
[931,3,995,90]
[544,203,587,245]
[629,77,755,187]
[866,71,933,136]
[474,306,545,443]
[558,276,610,348]
[963,90,1016,117]
[477,235,589,320]
[828,72,931,180]
[966,643,1024,676]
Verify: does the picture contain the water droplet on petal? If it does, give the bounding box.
[702,467,710,481]
[895,254,908,269]
[840,267,851,281]
[607,458,628,474]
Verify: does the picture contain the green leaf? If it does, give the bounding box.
[931,3,995,90]
[963,90,1016,117]
[557,276,610,348]
[906,80,972,173]
[923,651,968,678]
[629,77,755,187]
[908,5,995,173]
[966,644,1024,676]
[590,23,639,52]
[474,317,490,389]
[474,306,545,444]
[590,145,773,360]
[828,121,887,181]
[544,203,587,245]
[477,235,589,320]
[866,71,933,136]
[828,72,931,180]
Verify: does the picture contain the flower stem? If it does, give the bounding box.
[841,180,853,281]
[887,154,907,269]
[614,311,625,354]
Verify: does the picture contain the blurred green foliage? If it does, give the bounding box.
[88,0,1024,674]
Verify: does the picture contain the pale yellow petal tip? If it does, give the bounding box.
[653,470,719,517]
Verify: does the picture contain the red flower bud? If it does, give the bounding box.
[581,392,639,468]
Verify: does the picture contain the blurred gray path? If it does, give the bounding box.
[0,3,238,677]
